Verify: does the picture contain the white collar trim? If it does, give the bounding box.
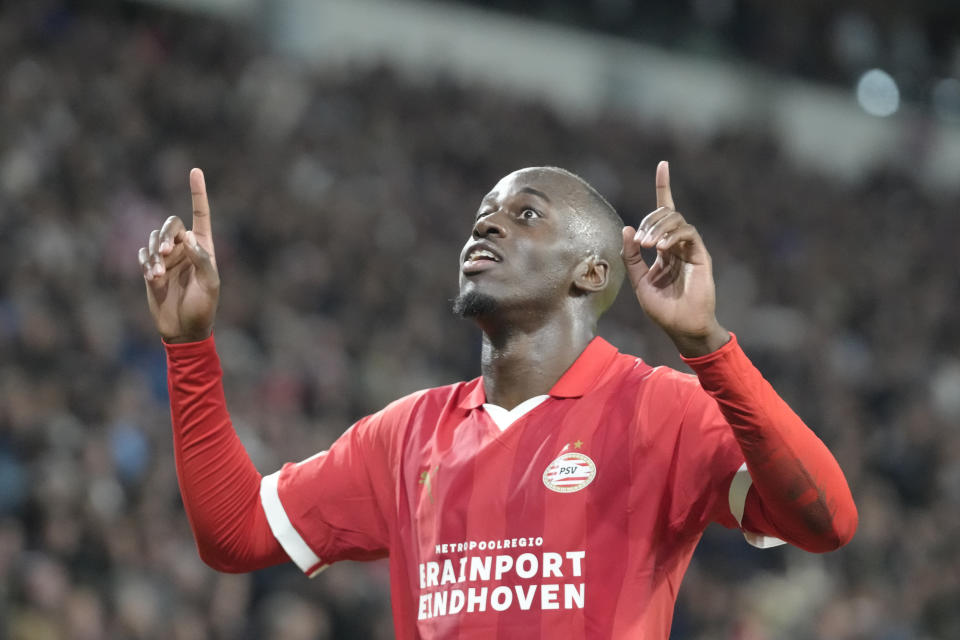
[482,395,549,431]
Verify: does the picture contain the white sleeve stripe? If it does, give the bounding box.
[744,530,786,549]
[728,462,752,525]
[260,470,326,574]
[728,462,787,549]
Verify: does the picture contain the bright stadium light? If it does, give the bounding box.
[856,68,900,117]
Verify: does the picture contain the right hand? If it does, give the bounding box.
[138,168,220,343]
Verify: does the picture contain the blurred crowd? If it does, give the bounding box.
[1,3,959,639]
[454,0,960,120]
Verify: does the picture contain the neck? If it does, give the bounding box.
[477,310,596,410]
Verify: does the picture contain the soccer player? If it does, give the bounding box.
[138,162,857,639]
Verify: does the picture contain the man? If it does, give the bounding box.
[138,162,857,639]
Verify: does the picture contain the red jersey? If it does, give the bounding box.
[259,336,769,639]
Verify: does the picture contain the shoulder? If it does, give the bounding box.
[364,378,478,428]
[648,365,702,395]
[601,349,704,414]
[351,379,477,458]
[606,348,700,392]
[380,379,476,411]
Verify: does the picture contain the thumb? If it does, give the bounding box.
[621,226,649,280]
[183,230,220,289]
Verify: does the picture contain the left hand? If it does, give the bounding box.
[621,161,729,357]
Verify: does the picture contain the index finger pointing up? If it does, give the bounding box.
[190,168,212,238]
[655,160,675,210]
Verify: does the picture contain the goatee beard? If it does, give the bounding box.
[452,291,498,318]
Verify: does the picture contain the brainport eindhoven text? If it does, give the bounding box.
[418,537,585,620]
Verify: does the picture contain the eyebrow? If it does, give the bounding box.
[478,185,552,209]
[519,186,551,202]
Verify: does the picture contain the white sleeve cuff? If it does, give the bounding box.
[728,463,786,549]
[260,470,328,577]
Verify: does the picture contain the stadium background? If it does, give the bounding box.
[1,0,959,637]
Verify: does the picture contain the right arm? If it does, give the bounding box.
[139,169,287,571]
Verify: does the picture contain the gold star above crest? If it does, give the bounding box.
[573,440,583,449]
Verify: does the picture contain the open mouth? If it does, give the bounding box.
[462,246,502,273]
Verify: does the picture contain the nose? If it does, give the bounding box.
[473,211,505,239]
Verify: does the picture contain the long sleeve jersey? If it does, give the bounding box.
[165,333,857,639]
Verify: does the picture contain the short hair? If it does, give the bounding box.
[531,167,626,315]
[542,166,624,231]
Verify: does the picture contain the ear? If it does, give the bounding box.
[572,255,609,295]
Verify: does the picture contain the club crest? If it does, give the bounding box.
[543,452,596,493]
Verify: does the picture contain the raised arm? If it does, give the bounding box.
[622,162,857,551]
[139,169,287,571]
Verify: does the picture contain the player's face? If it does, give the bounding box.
[458,170,583,314]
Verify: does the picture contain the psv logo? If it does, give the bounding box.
[542,452,596,493]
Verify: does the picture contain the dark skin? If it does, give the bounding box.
[623,162,731,358]
[139,163,729,410]
[457,169,611,408]
[457,164,728,408]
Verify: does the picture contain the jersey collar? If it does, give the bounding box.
[458,336,620,409]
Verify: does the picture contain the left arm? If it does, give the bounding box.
[682,335,857,551]
[623,161,857,551]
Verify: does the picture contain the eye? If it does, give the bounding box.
[520,208,541,220]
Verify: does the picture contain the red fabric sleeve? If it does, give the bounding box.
[681,334,858,553]
[166,336,289,572]
[272,408,394,565]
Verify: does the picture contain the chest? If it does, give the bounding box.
[391,396,693,636]
[398,398,677,560]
